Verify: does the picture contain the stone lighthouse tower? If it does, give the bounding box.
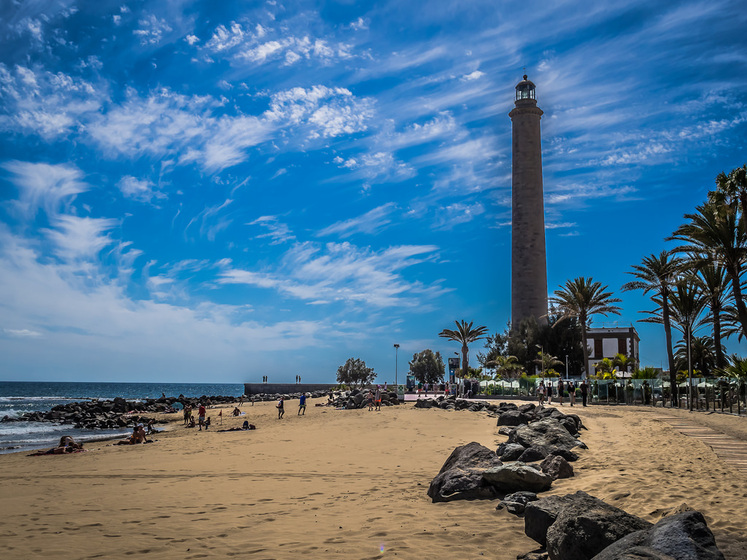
[510,75,548,327]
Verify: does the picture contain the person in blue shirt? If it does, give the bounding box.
[298,393,307,416]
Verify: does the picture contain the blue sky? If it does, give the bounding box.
[1,0,746,383]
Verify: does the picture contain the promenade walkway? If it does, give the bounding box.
[649,412,747,474]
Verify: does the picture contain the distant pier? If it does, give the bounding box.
[243,383,337,396]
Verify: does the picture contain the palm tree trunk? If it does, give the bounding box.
[462,344,469,397]
[726,263,747,339]
[711,298,726,369]
[580,312,589,379]
[661,295,677,407]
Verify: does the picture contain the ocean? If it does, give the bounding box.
[0,381,245,455]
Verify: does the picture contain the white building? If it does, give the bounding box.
[586,326,640,376]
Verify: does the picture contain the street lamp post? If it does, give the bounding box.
[565,355,569,380]
[393,344,400,388]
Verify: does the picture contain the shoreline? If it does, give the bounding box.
[0,399,745,559]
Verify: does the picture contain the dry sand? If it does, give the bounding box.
[1,399,746,559]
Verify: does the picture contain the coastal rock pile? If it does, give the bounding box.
[324,388,400,409]
[428,405,587,503]
[413,395,501,412]
[515,491,725,560]
[1,394,238,431]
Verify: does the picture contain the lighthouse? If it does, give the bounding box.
[510,75,548,327]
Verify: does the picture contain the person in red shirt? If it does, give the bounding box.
[198,404,206,430]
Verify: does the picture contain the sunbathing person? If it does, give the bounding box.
[30,436,85,455]
[217,420,256,432]
[117,424,149,445]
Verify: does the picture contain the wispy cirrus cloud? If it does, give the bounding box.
[218,241,446,308]
[199,21,354,67]
[316,203,398,238]
[2,160,88,219]
[248,215,296,245]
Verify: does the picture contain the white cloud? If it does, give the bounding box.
[89,89,272,172]
[44,215,118,262]
[201,22,353,67]
[248,215,295,245]
[0,228,344,380]
[3,328,42,338]
[185,199,234,241]
[0,64,102,140]
[265,85,373,139]
[2,161,88,220]
[218,241,446,308]
[462,70,484,81]
[316,203,398,238]
[134,14,173,46]
[117,175,165,203]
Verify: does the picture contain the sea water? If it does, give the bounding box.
[0,381,244,454]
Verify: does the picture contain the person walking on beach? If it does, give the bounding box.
[547,382,553,405]
[580,380,588,407]
[557,379,564,406]
[367,390,374,411]
[374,385,382,411]
[298,393,307,416]
[537,381,546,406]
[568,381,576,406]
[277,396,285,419]
[198,404,206,430]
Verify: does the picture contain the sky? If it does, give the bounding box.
[1,0,746,384]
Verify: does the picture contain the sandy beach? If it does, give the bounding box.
[1,399,746,560]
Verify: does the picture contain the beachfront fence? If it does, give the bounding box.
[475,376,745,415]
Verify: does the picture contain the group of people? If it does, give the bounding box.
[117,423,150,445]
[366,386,383,411]
[276,393,307,419]
[183,403,211,430]
[536,379,589,407]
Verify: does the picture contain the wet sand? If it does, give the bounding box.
[0,399,745,559]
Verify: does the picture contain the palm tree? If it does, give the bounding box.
[488,355,524,380]
[551,277,622,379]
[622,251,682,403]
[667,277,709,409]
[611,352,634,376]
[439,320,489,393]
[693,261,731,369]
[669,201,747,339]
[709,164,747,222]
[675,336,718,377]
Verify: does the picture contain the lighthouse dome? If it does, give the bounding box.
[515,75,536,101]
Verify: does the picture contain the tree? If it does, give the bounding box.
[611,353,633,376]
[632,366,660,379]
[667,277,709,409]
[669,201,747,339]
[675,336,718,377]
[692,261,731,369]
[438,320,489,390]
[622,250,682,400]
[488,355,524,380]
[534,350,562,375]
[592,357,616,380]
[336,358,376,387]
[709,164,747,223]
[409,349,445,386]
[551,277,622,379]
